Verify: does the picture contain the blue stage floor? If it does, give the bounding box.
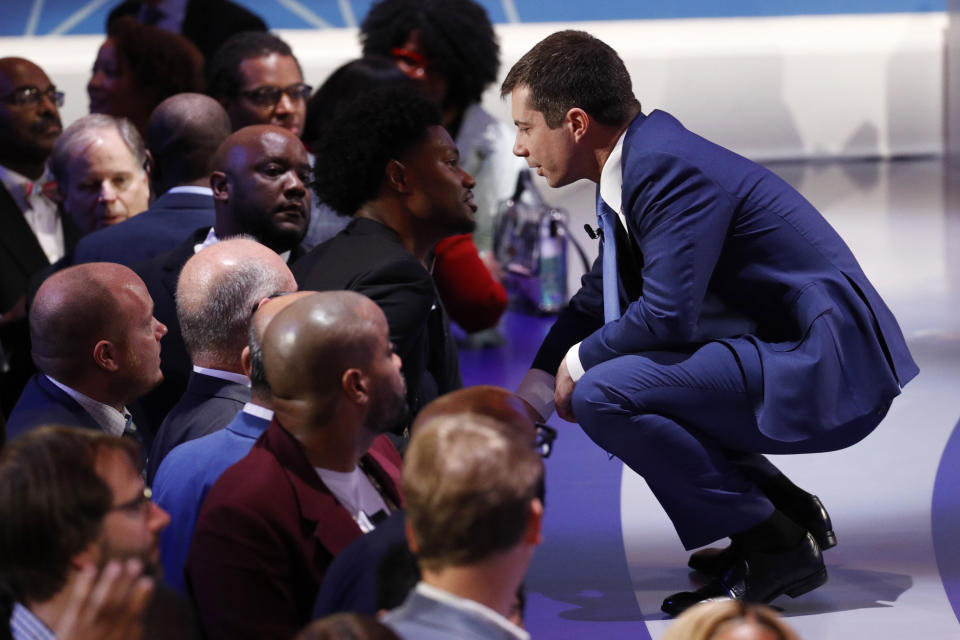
[456,157,960,639]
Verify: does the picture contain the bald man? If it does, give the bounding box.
[146,238,296,480]
[6,262,166,441]
[133,123,311,435]
[187,291,406,640]
[0,57,78,418]
[153,290,312,595]
[72,93,232,266]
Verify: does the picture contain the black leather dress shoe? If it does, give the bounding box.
[663,532,827,617]
[688,494,836,577]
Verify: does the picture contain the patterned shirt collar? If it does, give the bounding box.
[10,602,55,640]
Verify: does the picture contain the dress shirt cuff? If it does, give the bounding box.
[515,368,556,421]
[564,342,586,382]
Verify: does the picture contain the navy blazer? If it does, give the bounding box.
[72,191,215,267]
[186,421,404,640]
[535,110,918,446]
[146,371,250,483]
[6,373,102,440]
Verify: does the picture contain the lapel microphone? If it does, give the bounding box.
[584,224,602,240]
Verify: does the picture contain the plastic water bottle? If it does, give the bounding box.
[538,213,566,313]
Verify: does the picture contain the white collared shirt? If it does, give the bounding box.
[45,375,131,437]
[191,365,250,387]
[0,164,65,263]
[414,582,530,640]
[166,185,213,197]
[242,402,273,421]
[193,226,292,263]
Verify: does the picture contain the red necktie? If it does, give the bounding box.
[23,178,58,201]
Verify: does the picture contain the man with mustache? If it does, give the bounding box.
[133,124,310,440]
[0,57,76,419]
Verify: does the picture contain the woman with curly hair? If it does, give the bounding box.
[88,16,204,136]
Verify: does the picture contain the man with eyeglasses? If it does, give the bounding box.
[0,57,77,420]
[0,426,204,639]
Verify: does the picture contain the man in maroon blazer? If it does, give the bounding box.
[185,290,407,640]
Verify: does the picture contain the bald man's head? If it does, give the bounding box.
[247,291,314,395]
[263,291,407,433]
[31,263,166,400]
[146,93,232,193]
[177,237,296,370]
[210,125,310,253]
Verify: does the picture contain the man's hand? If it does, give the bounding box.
[554,359,577,422]
[55,559,154,640]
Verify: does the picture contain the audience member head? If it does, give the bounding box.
[207,32,308,136]
[263,291,408,451]
[30,262,166,409]
[49,113,149,233]
[412,385,536,444]
[244,291,313,407]
[294,613,401,640]
[210,124,311,253]
[88,17,204,136]
[0,57,63,180]
[302,56,410,154]
[403,412,545,572]
[176,237,296,374]
[661,600,800,640]
[0,427,169,610]
[145,93,232,195]
[360,0,499,126]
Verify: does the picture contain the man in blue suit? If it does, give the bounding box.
[153,290,311,595]
[71,93,231,267]
[504,31,918,615]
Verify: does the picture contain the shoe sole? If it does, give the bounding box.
[777,567,829,600]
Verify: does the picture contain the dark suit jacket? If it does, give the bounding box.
[185,421,403,640]
[293,218,462,420]
[5,373,102,440]
[72,191,215,267]
[535,110,919,445]
[107,0,267,62]
[132,228,305,438]
[146,370,249,483]
[0,183,79,417]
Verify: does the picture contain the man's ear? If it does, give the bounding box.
[240,346,252,378]
[405,517,420,553]
[385,159,408,194]
[525,498,544,546]
[93,340,120,373]
[341,368,368,404]
[210,171,229,202]
[70,540,100,573]
[565,107,590,143]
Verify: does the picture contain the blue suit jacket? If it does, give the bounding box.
[6,373,101,440]
[72,191,215,267]
[154,406,270,595]
[535,110,918,447]
[146,371,250,483]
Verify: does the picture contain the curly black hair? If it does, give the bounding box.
[109,17,204,106]
[311,85,441,216]
[360,0,499,113]
[206,31,299,101]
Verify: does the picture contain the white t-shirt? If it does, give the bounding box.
[315,466,389,533]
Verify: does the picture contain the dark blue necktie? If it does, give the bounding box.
[596,190,620,323]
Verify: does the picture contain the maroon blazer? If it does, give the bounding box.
[184,421,403,640]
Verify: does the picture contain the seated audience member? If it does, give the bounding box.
[133,123,310,435]
[106,0,267,63]
[72,93,231,266]
[5,263,166,442]
[313,385,543,618]
[0,57,77,417]
[381,410,544,640]
[146,237,297,480]
[0,426,200,639]
[293,86,471,423]
[186,291,407,640]
[153,290,312,595]
[301,56,411,247]
[49,113,150,234]
[88,16,204,136]
[295,614,400,640]
[661,600,800,640]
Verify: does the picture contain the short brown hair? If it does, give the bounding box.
[501,30,639,128]
[402,413,544,570]
[0,427,140,604]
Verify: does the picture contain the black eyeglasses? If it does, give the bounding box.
[534,422,557,458]
[110,486,153,515]
[238,83,312,108]
[2,85,64,108]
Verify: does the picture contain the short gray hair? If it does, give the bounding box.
[49,114,147,188]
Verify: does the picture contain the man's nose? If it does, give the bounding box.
[99,181,117,201]
[274,91,295,115]
[513,137,527,157]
